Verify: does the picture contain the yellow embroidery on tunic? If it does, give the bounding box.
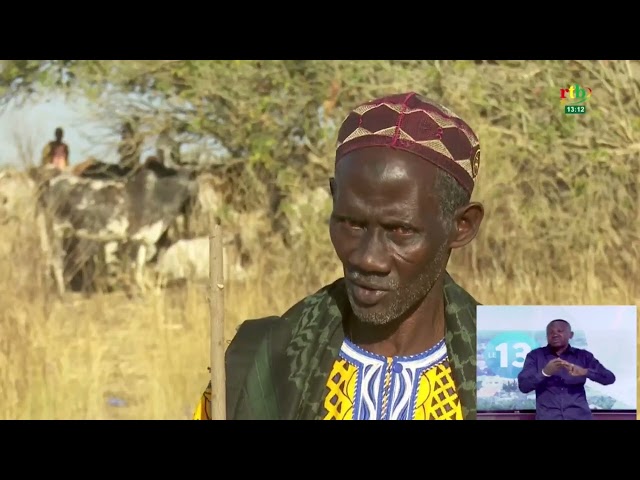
[193,338,462,421]
[323,338,462,420]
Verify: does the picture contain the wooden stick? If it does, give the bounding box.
[209,223,226,420]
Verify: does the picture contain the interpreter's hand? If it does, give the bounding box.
[566,364,589,376]
[543,358,568,376]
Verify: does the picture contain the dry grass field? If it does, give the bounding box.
[0,60,638,419]
[0,212,347,419]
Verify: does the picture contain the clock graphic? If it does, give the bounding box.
[564,105,586,114]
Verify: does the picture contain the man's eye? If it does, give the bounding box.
[343,219,362,229]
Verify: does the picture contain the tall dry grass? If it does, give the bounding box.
[0,212,344,419]
[1,60,638,419]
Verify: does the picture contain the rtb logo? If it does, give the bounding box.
[560,84,592,115]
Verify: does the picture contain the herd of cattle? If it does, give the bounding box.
[0,157,332,296]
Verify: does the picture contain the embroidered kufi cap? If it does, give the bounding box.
[335,92,481,193]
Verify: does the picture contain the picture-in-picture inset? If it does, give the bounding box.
[476,305,637,420]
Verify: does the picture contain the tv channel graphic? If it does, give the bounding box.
[476,305,638,420]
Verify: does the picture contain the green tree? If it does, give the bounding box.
[1,60,637,291]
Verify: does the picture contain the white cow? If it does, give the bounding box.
[33,162,198,295]
[155,236,252,286]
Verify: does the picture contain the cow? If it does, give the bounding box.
[74,157,199,242]
[32,160,199,296]
[155,235,254,287]
[156,185,337,289]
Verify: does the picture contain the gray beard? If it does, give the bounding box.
[347,243,449,326]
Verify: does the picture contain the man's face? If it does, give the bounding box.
[546,320,573,348]
[329,147,452,326]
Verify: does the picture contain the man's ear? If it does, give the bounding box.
[329,177,336,199]
[449,201,484,249]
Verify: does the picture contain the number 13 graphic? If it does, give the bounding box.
[484,333,539,379]
[494,342,531,369]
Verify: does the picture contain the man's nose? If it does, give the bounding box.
[348,229,391,274]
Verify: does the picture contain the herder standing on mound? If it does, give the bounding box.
[194,92,485,420]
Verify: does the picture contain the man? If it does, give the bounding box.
[41,127,69,170]
[194,92,485,420]
[117,121,143,169]
[517,319,616,420]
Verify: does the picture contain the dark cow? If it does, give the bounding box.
[74,157,198,241]
[33,159,199,295]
